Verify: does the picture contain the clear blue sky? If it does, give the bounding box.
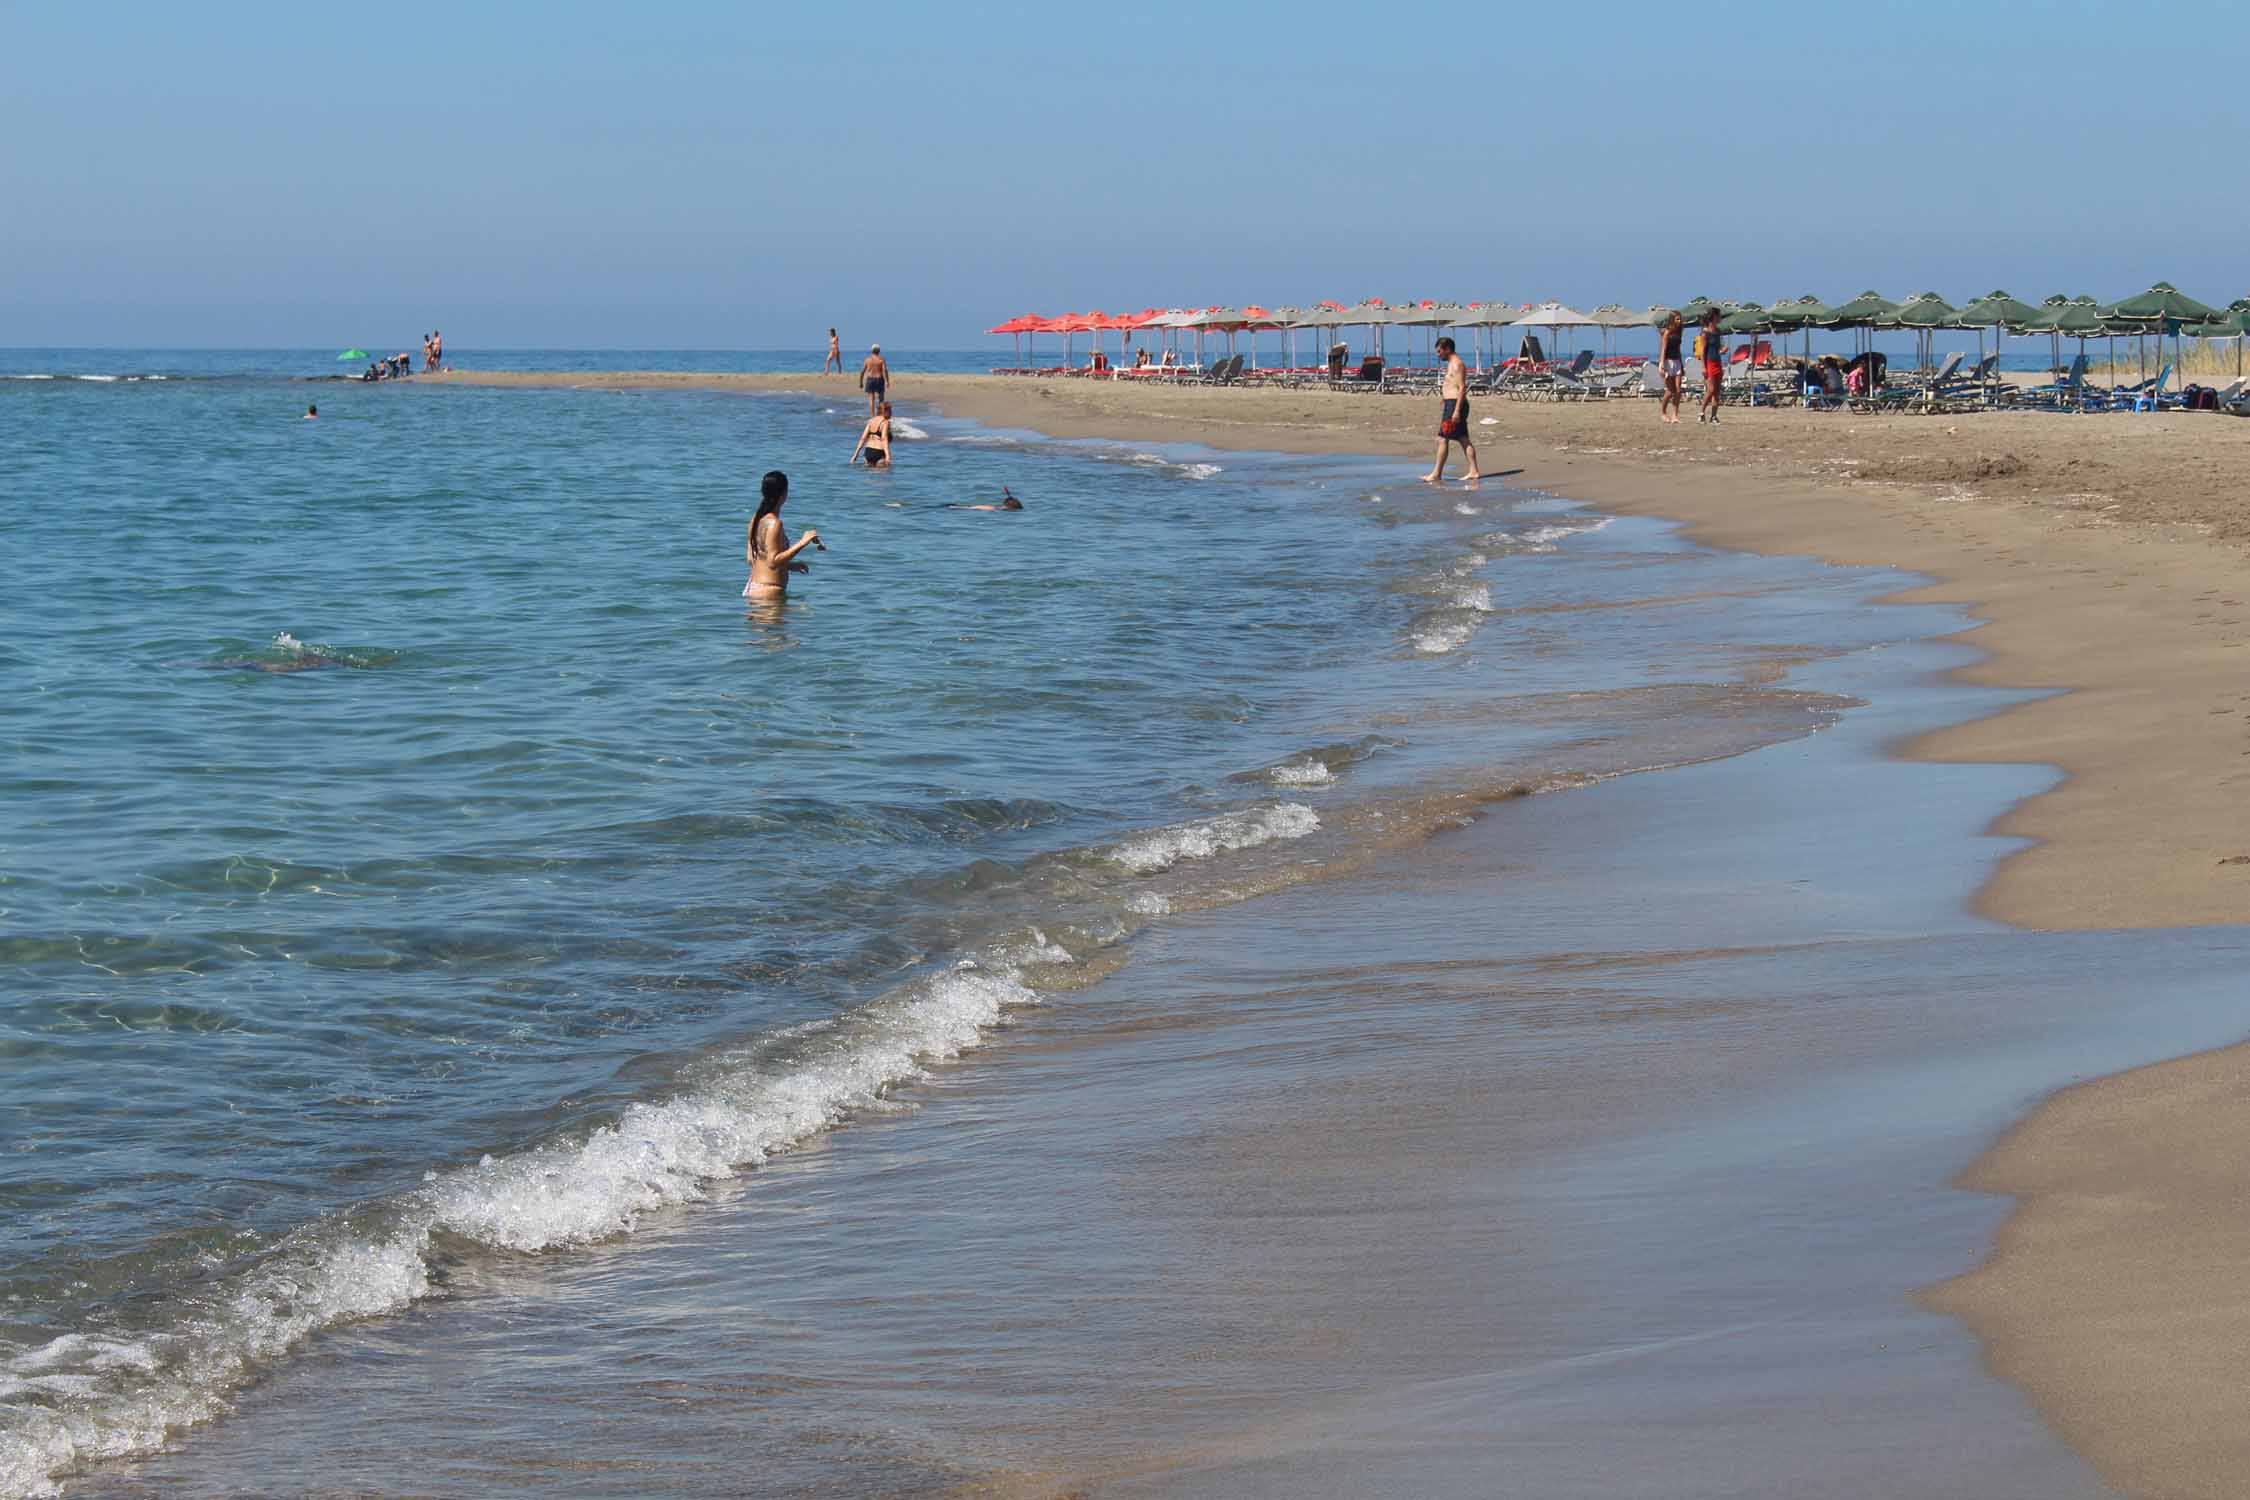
[4,0,2243,348]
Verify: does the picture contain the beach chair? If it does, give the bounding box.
[1638,361,1665,399]
[1531,350,1595,401]
[2116,363,2173,412]
[2015,354,2090,410]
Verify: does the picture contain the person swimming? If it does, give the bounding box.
[949,486,1022,512]
[850,403,893,468]
[304,404,318,419]
[745,470,822,598]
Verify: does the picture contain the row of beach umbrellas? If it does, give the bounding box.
[990,284,2250,377]
[986,300,1651,371]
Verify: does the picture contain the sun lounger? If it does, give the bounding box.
[2012,354,2092,410]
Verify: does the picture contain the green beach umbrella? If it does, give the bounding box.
[2108,280,2219,325]
[1821,290,1898,361]
[337,348,368,361]
[1951,290,2041,378]
[2178,298,2250,376]
[1674,294,1723,322]
[1822,290,1898,328]
[2108,281,2219,389]
[1764,296,1832,359]
[1953,289,2041,328]
[1717,302,1769,335]
[1882,292,1958,373]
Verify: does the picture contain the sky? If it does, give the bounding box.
[4,0,2246,349]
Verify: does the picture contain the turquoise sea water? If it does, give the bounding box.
[3,351,1982,1493]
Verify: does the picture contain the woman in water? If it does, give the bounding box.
[849,403,893,468]
[745,470,821,598]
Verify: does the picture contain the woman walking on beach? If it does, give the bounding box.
[850,403,893,468]
[745,471,822,599]
[1658,311,1686,424]
[824,328,842,374]
[1697,309,1724,425]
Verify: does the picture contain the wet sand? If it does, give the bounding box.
[423,368,2250,1497]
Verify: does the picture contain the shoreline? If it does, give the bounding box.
[425,367,2250,1499]
[429,367,2250,932]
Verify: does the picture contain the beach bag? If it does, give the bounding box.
[1693,331,1706,362]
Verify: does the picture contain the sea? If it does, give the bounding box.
[4,349,2242,1498]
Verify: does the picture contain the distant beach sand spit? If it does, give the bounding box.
[434,367,2250,1497]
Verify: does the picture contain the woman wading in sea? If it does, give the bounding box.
[745,470,822,599]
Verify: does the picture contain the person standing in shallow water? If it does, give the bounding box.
[745,471,822,599]
[850,403,893,468]
[824,328,842,374]
[1420,336,1480,486]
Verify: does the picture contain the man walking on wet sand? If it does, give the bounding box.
[859,345,889,415]
[1421,336,1480,486]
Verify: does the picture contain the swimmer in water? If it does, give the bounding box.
[745,470,822,598]
[949,486,1022,512]
[850,403,893,468]
[304,404,318,419]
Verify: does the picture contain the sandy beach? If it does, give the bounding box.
[418,366,2250,1498]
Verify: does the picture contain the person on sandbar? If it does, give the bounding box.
[850,403,893,468]
[859,345,889,414]
[745,470,822,599]
[1420,336,1480,486]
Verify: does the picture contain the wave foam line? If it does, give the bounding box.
[1104,803,1319,875]
[0,949,1055,1497]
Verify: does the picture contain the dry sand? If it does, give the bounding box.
[433,366,2250,1497]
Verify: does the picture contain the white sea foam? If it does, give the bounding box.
[1412,619,1477,654]
[1270,760,1337,787]
[1105,803,1319,875]
[1127,453,1222,479]
[1517,517,1612,547]
[75,375,120,382]
[1450,582,1494,613]
[0,951,1049,1497]
[1453,502,1481,516]
[1126,892,1172,915]
[891,421,928,439]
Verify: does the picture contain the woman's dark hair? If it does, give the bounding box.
[751,471,789,557]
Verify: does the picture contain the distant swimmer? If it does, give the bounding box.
[745,470,823,599]
[859,345,889,415]
[949,486,1022,512]
[850,403,893,468]
[1419,335,1480,487]
[304,404,318,419]
[824,327,842,374]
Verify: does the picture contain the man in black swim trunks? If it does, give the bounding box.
[1420,336,1480,485]
[859,345,888,414]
